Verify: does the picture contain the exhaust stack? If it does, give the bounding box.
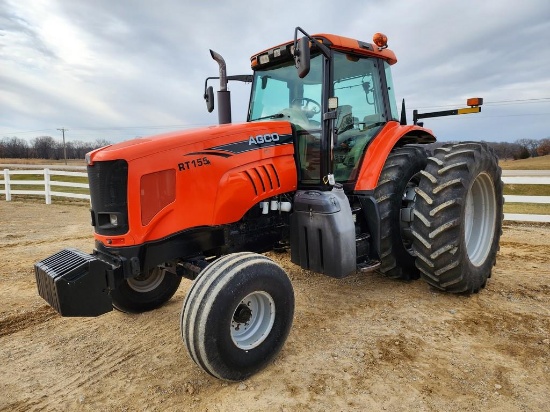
[210,49,231,124]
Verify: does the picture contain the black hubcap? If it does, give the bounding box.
[233,304,252,323]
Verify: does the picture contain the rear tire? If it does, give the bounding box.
[374,145,428,280]
[111,266,181,313]
[411,142,503,293]
[181,252,294,381]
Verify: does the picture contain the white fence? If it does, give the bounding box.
[0,168,89,204]
[502,176,550,223]
[1,168,549,222]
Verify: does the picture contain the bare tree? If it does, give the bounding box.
[515,138,539,157]
[72,140,95,159]
[537,138,550,156]
[93,138,111,149]
[32,136,57,159]
[1,137,29,158]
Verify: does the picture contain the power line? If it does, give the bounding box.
[2,97,549,137]
[413,97,550,110]
[0,128,57,135]
[484,97,550,105]
[1,123,211,136]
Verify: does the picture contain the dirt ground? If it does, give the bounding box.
[1,200,549,412]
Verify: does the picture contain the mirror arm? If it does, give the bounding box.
[204,75,253,97]
[293,27,331,58]
[204,76,218,97]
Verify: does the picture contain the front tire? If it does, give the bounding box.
[411,142,503,293]
[111,266,182,313]
[181,252,294,381]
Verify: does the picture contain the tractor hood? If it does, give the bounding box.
[86,121,294,164]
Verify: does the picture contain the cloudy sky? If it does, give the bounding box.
[1,0,549,145]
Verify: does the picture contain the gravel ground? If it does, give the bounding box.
[1,201,549,411]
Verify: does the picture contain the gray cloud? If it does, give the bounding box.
[1,0,549,143]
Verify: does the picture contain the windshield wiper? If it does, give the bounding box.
[251,113,285,121]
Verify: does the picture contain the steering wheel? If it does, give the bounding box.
[292,98,321,118]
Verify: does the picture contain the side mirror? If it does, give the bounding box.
[294,36,310,78]
[205,86,214,113]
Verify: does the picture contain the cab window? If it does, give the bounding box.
[332,53,386,182]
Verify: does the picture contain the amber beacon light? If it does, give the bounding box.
[372,32,388,49]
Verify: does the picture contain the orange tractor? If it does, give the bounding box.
[35,27,503,381]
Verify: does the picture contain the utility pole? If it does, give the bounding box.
[57,128,68,165]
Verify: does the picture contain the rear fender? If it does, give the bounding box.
[354,121,435,192]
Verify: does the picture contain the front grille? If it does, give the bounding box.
[88,160,129,236]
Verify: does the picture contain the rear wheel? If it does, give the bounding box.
[181,252,294,381]
[411,142,503,293]
[111,266,181,313]
[374,145,428,280]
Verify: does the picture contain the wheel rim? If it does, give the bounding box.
[400,173,421,253]
[231,291,275,350]
[127,267,165,293]
[464,172,497,266]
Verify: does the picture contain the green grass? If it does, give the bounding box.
[504,184,550,196]
[504,203,550,215]
[504,182,550,215]
[503,180,550,215]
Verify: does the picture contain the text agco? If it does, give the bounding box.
[249,133,280,145]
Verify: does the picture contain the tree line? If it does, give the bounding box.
[0,136,111,160]
[488,138,550,160]
[1,135,549,161]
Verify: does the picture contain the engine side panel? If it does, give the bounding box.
[90,122,297,247]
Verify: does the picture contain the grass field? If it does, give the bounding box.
[503,203,550,215]
[500,154,550,170]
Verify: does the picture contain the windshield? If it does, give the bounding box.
[248,54,323,130]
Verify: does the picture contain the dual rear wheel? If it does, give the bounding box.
[375,142,503,293]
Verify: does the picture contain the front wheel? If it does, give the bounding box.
[111,266,182,313]
[411,142,503,293]
[181,252,294,381]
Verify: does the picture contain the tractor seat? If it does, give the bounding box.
[335,105,354,134]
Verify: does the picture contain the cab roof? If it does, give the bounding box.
[250,33,397,70]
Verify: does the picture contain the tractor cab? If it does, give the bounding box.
[248,29,399,189]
